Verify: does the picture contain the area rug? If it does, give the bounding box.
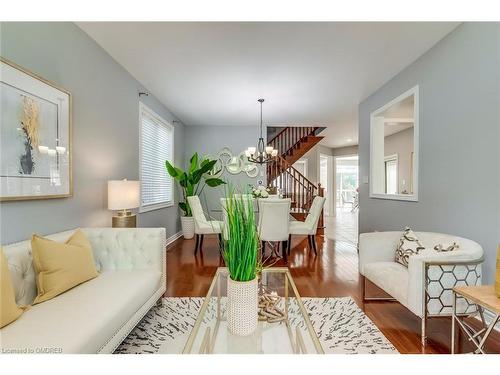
[115,297,397,354]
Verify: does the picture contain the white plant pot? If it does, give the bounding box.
[180,216,195,239]
[227,277,258,336]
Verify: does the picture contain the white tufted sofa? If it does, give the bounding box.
[0,227,166,354]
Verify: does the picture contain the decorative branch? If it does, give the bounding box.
[20,96,40,147]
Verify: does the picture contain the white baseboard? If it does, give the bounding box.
[166,231,183,250]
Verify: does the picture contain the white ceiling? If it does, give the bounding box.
[77,22,458,148]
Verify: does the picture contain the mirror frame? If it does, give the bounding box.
[369,85,419,202]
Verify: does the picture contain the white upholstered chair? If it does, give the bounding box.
[257,198,291,262]
[187,195,222,255]
[289,196,326,255]
[358,231,484,345]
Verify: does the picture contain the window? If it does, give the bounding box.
[139,103,174,212]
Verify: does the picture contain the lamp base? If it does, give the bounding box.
[112,214,137,228]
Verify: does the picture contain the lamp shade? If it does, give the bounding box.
[108,180,140,210]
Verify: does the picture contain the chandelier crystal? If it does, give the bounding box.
[246,98,278,164]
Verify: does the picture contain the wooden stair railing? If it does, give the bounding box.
[267,155,319,212]
[266,126,325,231]
[267,126,318,158]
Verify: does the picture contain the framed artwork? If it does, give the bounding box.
[0,58,72,201]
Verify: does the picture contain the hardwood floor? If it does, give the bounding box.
[166,234,500,354]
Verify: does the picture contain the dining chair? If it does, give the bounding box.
[288,196,326,255]
[186,195,222,255]
[257,198,291,262]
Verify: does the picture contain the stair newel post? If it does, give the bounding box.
[294,174,297,211]
[317,183,325,236]
[280,158,283,196]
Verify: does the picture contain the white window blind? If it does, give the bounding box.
[140,103,174,211]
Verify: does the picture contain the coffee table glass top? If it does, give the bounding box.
[182,267,324,354]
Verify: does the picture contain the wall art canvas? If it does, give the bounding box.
[0,58,72,201]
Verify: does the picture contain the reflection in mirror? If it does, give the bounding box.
[370,86,418,201]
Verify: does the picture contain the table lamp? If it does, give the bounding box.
[108,179,140,228]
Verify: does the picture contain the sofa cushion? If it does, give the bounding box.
[0,269,161,354]
[364,261,409,306]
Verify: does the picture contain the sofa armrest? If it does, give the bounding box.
[406,249,484,317]
[358,232,401,275]
[82,228,166,277]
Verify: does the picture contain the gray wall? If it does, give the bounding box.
[332,145,358,157]
[184,125,263,218]
[299,144,334,183]
[0,22,185,244]
[358,23,500,283]
[384,127,414,194]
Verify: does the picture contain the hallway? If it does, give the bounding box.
[324,207,358,246]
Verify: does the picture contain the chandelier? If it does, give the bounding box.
[245,98,278,164]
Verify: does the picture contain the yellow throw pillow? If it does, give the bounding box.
[31,229,99,304]
[1,248,26,328]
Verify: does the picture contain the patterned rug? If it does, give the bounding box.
[115,297,397,354]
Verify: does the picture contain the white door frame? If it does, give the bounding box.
[333,153,359,216]
[319,153,334,217]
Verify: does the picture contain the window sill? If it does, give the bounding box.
[139,201,174,214]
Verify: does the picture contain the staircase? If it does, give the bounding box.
[267,127,324,166]
[266,126,326,232]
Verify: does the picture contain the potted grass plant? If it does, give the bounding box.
[222,191,259,336]
[165,153,225,239]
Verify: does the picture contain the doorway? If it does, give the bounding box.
[334,155,359,212]
[319,154,333,216]
[324,154,359,245]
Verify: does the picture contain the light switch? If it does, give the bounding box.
[362,176,369,184]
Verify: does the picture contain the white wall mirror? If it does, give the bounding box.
[370,85,419,201]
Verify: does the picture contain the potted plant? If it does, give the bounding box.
[222,190,259,336]
[165,153,225,239]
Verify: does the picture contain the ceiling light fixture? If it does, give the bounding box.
[245,98,278,164]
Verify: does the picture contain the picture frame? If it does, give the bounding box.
[0,57,72,201]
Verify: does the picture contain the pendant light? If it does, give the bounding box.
[245,98,278,164]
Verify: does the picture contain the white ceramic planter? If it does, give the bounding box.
[227,277,258,336]
[180,216,195,239]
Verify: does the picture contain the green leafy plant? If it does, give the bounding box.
[222,188,259,282]
[165,153,225,216]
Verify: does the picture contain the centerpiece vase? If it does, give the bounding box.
[227,276,258,336]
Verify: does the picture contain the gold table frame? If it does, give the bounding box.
[182,267,324,354]
[451,285,500,354]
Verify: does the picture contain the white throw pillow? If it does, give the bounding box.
[395,227,425,267]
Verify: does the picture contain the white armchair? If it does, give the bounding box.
[359,231,484,345]
[187,195,222,255]
[289,196,326,255]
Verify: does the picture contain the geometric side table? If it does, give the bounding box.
[452,285,500,354]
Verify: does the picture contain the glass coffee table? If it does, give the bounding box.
[182,267,324,354]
